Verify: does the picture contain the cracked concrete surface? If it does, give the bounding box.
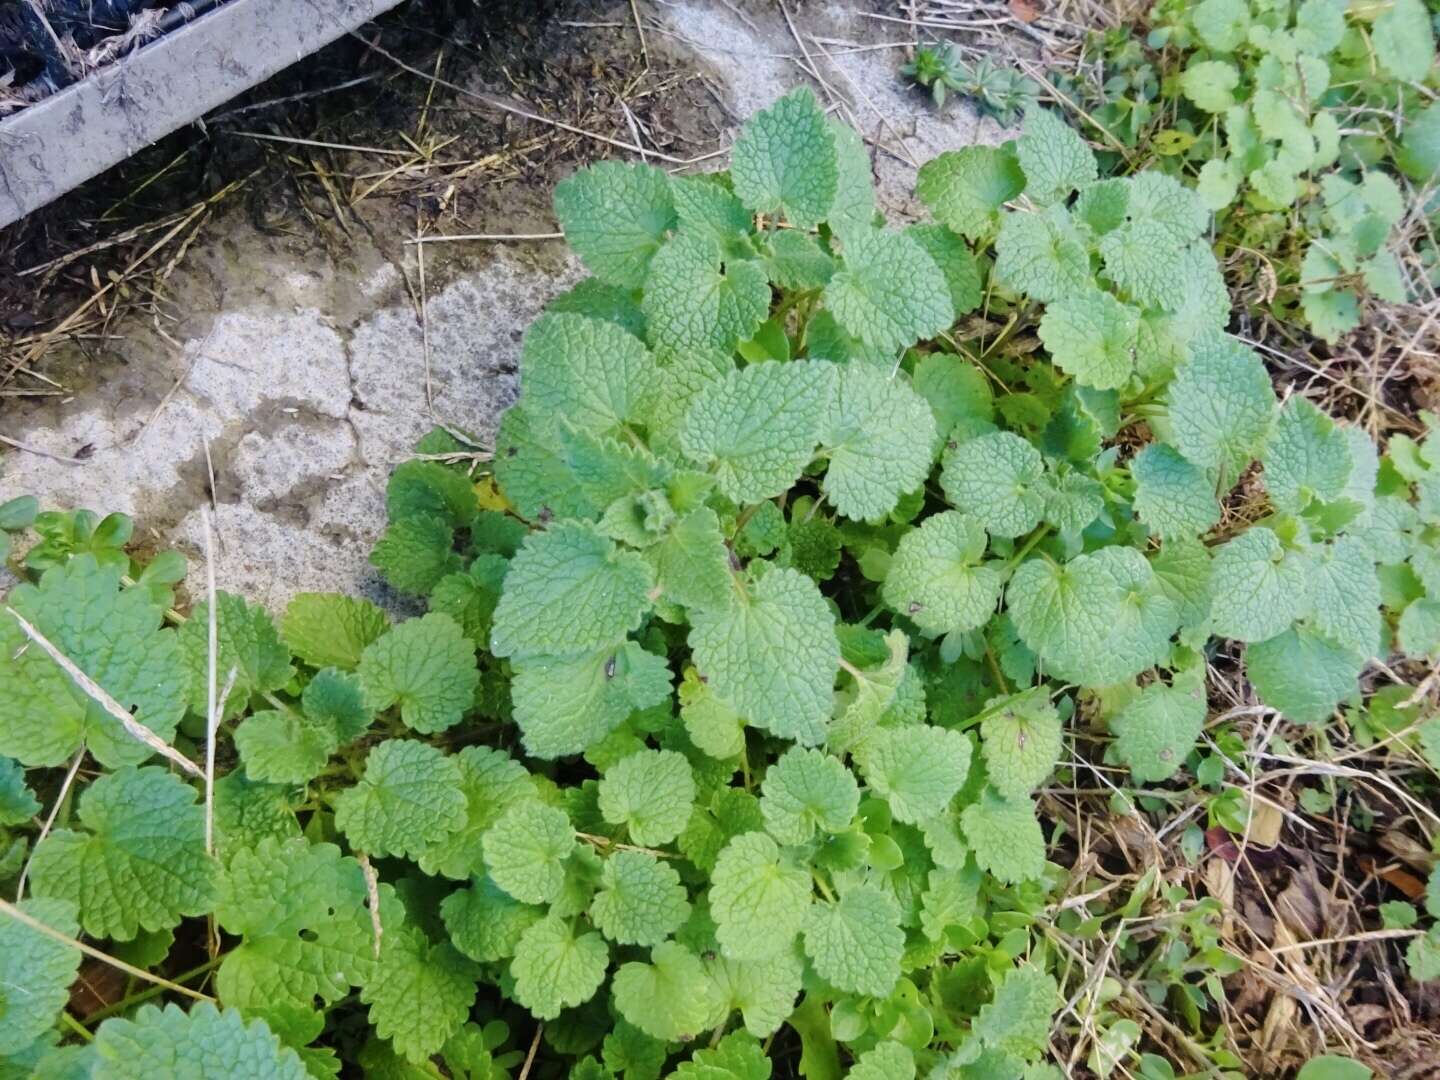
[0,1,1000,609]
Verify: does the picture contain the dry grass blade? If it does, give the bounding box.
[3,606,203,779]
[14,749,85,900]
[0,896,216,1002]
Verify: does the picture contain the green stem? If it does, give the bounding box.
[1003,525,1051,574]
[811,870,835,903]
[59,1011,93,1042]
[84,955,225,1025]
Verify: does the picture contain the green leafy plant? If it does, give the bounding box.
[2,87,1438,1077]
[1064,0,1436,340]
[902,43,1040,122]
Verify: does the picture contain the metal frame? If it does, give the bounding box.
[0,0,405,228]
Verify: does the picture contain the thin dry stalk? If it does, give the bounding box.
[3,607,203,778]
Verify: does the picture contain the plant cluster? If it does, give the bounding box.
[2,87,1439,1078]
[1065,0,1438,341]
[902,43,1041,122]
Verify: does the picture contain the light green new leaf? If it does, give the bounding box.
[980,694,1064,798]
[233,708,336,785]
[215,838,379,1012]
[974,964,1058,1062]
[1007,546,1179,685]
[913,352,994,454]
[681,360,834,504]
[1247,626,1364,724]
[803,885,904,998]
[0,555,189,768]
[1373,0,1436,82]
[490,520,654,661]
[689,566,839,746]
[417,745,538,880]
[994,205,1091,302]
[613,942,719,1041]
[851,1041,915,1080]
[828,118,877,231]
[1181,59,1240,112]
[29,766,213,941]
[961,788,1046,884]
[648,507,733,613]
[824,227,954,354]
[1151,540,1214,631]
[553,160,676,289]
[820,364,938,520]
[358,613,477,735]
[482,801,576,905]
[764,229,834,290]
[730,87,838,227]
[1038,288,1140,390]
[856,724,971,823]
[760,747,860,845]
[599,749,696,846]
[0,898,81,1055]
[1262,397,1353,512]
[643,232,771,353]
[1308,537,1382,658]
[1131,444,1220,541]
[1099,222,1190,310]
[1192,0,1249,53]
[680,667,747,760]
[940,431,1046,539]
[333,739,467,860]
[905,223,982,318]
[1399,598,1440,659]
[510,916,610,1020]
[281,593,389,671]
[512,643,671,759]
[520,312,653,438]
[1111,682,1206,783]
[710,832,813,961]
[363,925,478,1064]
[1167,332,1276,480]
[91,1003,308,1080]
[1015,107,1098,204]
[707,951,804,1038]
[1206,528,1310,643]
[916,145,1025,240]
[589,850,691,946]
[493,402,597,522]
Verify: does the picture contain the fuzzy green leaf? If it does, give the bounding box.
[820,364,938,521]
[29,766,213,941]
[730,88,838,227]
[689,566,839,746]
[710,832,812,961]
[333,739,467,860]
[598,749,696,847]
[554,161,676,289]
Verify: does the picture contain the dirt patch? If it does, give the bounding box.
[0,0,995,608]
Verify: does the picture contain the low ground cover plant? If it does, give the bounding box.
[1058,0,1437,342]
[1,85,1438,1078]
